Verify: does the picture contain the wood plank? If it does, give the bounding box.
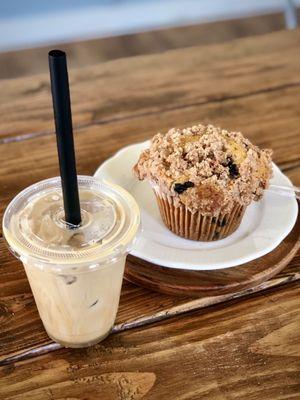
[1,218,298,361]
[286,165,300,186]
[1,79,299,361]
[1,30,300,139]
[1,263,299,367]
[0,282,299,399]
[0,12,286,80]
[0,30,299,399]
[1,84,300,228]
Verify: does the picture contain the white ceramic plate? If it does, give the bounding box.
[94,141,298,270]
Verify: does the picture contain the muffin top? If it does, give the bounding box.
[134,124,273,215]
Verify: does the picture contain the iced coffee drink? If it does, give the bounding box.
[3,176,140,347]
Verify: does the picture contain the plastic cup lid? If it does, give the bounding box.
[3,176,140,268]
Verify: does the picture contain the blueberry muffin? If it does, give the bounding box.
[134,124,272,241]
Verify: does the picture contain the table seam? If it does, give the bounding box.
[0,276,299,367]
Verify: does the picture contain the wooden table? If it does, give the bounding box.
[0,30,300,399]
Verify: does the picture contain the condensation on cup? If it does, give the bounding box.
[3,176,140,348]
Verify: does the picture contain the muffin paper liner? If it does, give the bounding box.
[153,189,246,241]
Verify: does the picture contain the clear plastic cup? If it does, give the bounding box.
[3,176,140,348]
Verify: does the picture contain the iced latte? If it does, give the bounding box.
[3,176,140,347]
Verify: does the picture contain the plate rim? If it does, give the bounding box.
[94,140,298,271]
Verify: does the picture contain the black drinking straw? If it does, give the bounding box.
[48,50,81,226]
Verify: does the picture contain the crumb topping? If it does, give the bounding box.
[134,124,273,215]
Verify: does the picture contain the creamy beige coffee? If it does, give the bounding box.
[23,258,125,346]
[3,176,140,347]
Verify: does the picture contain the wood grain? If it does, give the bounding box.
[1,84,300,230]
[0,30,300,398]
[1,264,299,368]
[1,30,300,139]
[0,12,286,79]
[1,60,299,359]
[1,224,299,361]
[0,282,299,400]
